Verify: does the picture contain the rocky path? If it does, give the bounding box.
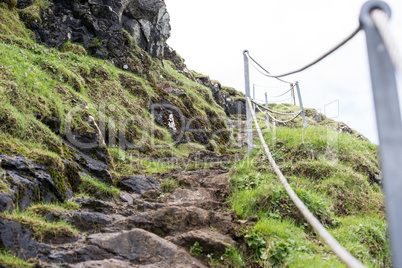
[25,151,248,267]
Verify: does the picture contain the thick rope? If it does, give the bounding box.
[251,99,301,116]
[247,53,293,84]
[254,84,295,98]
[246,97,365,268]
[245,26,361,78]
[371,9,402,73]
[267,110,302,123]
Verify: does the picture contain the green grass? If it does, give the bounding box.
[0,168,11,193]
[0,250,34,268]
[26,201,81,217]
[79,174,120,199]
[228,125,388,267]
[0,3,235,181]
[1,208,79,242]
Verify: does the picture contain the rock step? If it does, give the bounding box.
[121,206,237,238]
[49,228,207,267]
[166,228,238,256]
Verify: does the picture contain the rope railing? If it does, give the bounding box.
[267,110,302,124]
[253,97,293,103]
[251,98,303,124]
[246,97,365,268]
[254,84,295,98]
[246,52,293,84]
[244,26,361,78]
[243,1,402,266]
[252,100,301,115]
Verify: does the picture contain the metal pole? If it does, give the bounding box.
[265,92,270,129]
[253,84,256,113]
[360,2,402,267]
[295,81,307,128]
[243,50,253,154]
[291,84,296,105]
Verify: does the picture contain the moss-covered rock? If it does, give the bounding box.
[0,0,17,9]
[62,42,87,56]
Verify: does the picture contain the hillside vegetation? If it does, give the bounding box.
[0,1,389,267]
[229,117,389,267]
[0,1,231,167]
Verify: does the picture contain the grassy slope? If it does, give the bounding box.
[0,2,233,265]
[229,118,389,267]
[0,2,230,173]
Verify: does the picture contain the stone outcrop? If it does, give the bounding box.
[195,75,246,117]
[122,0,170,58]
[19,0,170,64]
[0,154,79,209]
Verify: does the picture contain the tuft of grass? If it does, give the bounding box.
[189,241,203,256]
[26,201,81,217]
[79,174,120,199]
[0,250,34,268]
[1,208,79,242]
[0,168,11,193]
[160,177,180,193]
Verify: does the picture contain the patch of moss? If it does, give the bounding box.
[0,0,17,9]
[17,4,41,28]
[1,208,79,242]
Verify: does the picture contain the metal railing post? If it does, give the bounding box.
[265,92,270,129]
[243,50,253,154]
[295,81,307,128]
[253,84,256,113]
[360,2,402,267]
[291,84,296,105]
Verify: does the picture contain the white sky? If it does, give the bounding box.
[164,0,402,144]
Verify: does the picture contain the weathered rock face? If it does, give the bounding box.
[20,0,170,61]
[0,217,48,260]
[195,76,246,117]
[122,0,170,58]
[0,154,79,209]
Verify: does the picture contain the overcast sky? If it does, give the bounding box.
[164,0,402,144]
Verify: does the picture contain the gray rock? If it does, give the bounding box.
[62,211,117,232]
[0,193,14,212]
[48,244,115,264]
[87,228,206,267]
[0,154,76,209]
[0,217,39,259]
[118,175,160,194]
[312,113,324,122]
[28,0,171,65]
[67,258,137,268]
[167,228,237,256]
[72,198,115,212]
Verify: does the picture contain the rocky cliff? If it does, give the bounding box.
[26,0,170,59]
